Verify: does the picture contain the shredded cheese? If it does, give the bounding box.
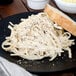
[62,0,76,3]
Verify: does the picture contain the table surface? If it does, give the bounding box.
[0,0,76,76]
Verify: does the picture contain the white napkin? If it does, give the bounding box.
[0,57,37,76]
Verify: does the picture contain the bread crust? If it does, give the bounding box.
[44,4,76,36]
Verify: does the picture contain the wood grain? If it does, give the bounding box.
[0,0,27,18]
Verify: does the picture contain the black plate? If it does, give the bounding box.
[0,12,76,74]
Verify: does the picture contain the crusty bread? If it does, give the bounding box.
[44,4,76,36]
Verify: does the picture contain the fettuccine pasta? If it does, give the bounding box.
[2,13,75,61]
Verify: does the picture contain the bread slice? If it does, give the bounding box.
[44,4,76,36]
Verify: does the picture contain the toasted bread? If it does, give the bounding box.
[44,4,76,36]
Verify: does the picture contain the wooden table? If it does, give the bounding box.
[0,0,76,76]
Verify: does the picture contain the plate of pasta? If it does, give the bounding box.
[0,12,76,74]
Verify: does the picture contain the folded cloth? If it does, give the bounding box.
[0,57,37,76]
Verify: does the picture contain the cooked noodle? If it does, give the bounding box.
[1,13,75,61]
